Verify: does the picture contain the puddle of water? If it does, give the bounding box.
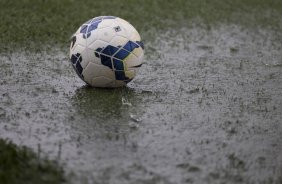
[0,22,282,184]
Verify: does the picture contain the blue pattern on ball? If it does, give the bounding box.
[80,16,117,39]
[70,53,84,79]
[94,40,143,83]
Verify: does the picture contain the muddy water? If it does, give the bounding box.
[0,23,282,183]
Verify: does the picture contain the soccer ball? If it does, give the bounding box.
[69,16,144,88]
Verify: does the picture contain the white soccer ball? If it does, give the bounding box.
[69,16,144,88]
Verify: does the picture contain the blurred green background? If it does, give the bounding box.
[0,0,281,49]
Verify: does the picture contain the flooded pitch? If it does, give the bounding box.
[1,23,281,183]
[1,1,282,183]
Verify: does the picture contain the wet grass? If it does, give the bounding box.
[0,0,282,184]
[0,139,65,184]
[0,0,281,51]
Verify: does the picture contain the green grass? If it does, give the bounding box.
[0,139,66,184]
[0,0,281,51]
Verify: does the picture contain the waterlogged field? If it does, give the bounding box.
[0,0,282,184]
